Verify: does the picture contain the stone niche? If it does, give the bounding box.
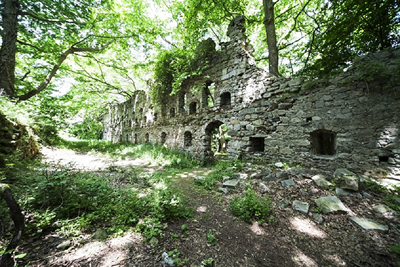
[102,16,400,175]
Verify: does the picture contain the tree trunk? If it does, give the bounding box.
[0,0,20,98]
[0,184,25,267]
[263,0,280,76]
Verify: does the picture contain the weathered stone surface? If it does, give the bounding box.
[223,179,239,188]
[312,175,332,189]
[349,217,388,232]
[314,196,350,214]
[56,240,71,250]
[259,182,270,193]
[334,168,360,191]
[101,16,400,179]
[335,188,351,196]
[281,179,295,187]
[292,200,309,214]
[161,252,175,267]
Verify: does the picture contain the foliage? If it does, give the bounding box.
[206,231,216,246]
[195,160,242,190]
[302,0,400,77]
[150,39,215,104]
[69,119,103,140]
[230,188,273,224]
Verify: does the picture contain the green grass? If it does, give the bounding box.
[0,140,198,247]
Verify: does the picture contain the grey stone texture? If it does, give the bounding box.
[102,17,400,176]
[314,196,351,214]
[348,217,389,232]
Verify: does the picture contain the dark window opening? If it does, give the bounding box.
[170,108,175,118]
[220,92,231,109]
[189,102,197,115]
[379,156,389,162]
[161,132,166,144]
[310,129,337,156]
[249,137,265,152]
[184,131,192,147]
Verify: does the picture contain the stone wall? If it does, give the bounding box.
[102,17,400,176]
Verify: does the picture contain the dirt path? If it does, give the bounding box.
[14,148,400,266]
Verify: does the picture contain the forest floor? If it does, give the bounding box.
[12,147,400,266]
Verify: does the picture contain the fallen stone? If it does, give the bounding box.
[314,196,350,214]
[218,187,228,194]
[223,179,239,188]
[334,168,359,191]
[335,188,351,196]
[161,252,175,267]
[292,200,309,214]
[312,175,332,189]
[372,204,392,214]
[349,217,388,232]
[281,179,295,187]
[149,237,159,246]
[311,213,324,224]
[275,162,284,168]
[56,240,71,250]
[259,182,270,193]
[278,199,290,208]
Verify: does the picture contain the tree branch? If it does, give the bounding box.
[20,11,85,25]
[17,46,105,101]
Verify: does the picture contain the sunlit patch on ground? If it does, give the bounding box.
[197,206,208,213]
[50,232,142,266]
[292,248,318,267]
[324,254,347,266]
[249,221,266,235]
[290,216,327,238]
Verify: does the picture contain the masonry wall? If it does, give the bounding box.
[102,17,400,176]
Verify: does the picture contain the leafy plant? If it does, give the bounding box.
[206,231,216,246]
[230,188,274,224]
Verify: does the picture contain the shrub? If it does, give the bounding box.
[230,188,273,224]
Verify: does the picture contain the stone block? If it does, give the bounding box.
[292,200,309,214]
[314,196,350,214]
[349,217,388,232]
[223,179,239,188]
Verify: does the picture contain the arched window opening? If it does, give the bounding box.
[189,102,197,115]
[205,121,230,156]
[179,93,187,113]
[249,137,265,152]
[310,129,337,156]
[203,81,215,108]
[170,108,175,118]
[161,132,167,144]
[220,92,231,109]
[184,131,193,147]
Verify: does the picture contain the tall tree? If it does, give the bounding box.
[0,0,152,101]
[263,0,279,76]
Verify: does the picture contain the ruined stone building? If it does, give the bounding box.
[102,17,400,176]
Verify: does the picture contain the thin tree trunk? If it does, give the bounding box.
[0,184,25,267]
[263,0,280,76]
[0,0,20,98]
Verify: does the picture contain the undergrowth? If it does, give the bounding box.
[194,160,243,190]
[230,188,274,224]
[0,141,198,251]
